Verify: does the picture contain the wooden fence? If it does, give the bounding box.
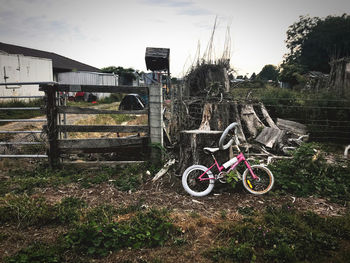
[39,82,163,167]
[0,81,163,166]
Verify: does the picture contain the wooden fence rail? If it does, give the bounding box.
[39,82,163,167]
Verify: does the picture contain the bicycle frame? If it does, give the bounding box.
[198,152,258,181]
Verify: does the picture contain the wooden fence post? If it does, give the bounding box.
[149,83,164,159]
[45,86,59,168]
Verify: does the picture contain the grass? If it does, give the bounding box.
[1,141,350,262]
[3,197,349,263]
[208,204,350,263]
[4,208,180,262]
[0,161,159,196]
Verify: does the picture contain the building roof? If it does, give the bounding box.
[0,42,100,72]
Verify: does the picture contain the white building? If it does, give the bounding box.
[0,53,53,97]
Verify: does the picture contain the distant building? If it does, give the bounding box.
[0,42,100,80]
[0,42,100,97]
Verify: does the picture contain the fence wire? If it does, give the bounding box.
[171,87,350,144]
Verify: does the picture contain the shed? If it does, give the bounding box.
[0,42,100,81]
[0,53,53,97]
[57,71,119,99]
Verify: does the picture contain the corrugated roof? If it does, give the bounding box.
[0,42,100,72]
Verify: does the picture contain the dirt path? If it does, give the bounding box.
[0,102,121,155]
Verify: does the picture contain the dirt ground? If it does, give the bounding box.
[0,164,348,263]
[0,109,348,262]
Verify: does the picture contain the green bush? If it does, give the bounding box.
[269,143,350,202]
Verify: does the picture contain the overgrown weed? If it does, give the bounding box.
[269,143,350,203]
[209,204,350,262]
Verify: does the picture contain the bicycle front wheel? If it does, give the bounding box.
[182,165,215,197]
[242,165,274,195]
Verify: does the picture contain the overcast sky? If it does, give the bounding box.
[1,0,349,77]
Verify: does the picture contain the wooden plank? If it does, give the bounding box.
[58,106,148,115]
[58,125,149,133]
[276,118,307,135]
[255,127,285,148]
[41,85,148,94]
[58,137,148,149]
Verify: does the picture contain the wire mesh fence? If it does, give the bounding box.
[171,84,350,144]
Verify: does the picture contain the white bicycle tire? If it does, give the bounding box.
[242,165,274,195]
[182,165,215,197]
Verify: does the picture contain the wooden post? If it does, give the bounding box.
[45,86,59,168]
[149,83,163,160]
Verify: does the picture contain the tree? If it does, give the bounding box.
[101,66,137,85]
[285,15,320,65]
[257,65,279,81]
[250,72,257,80]
[278,63,306,86]
[284,14,350,73]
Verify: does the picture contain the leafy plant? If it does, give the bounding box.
[0,194,57,227]
[5,243,62,263]
[64,209,179,257]
[209,205,349,263]
[56,197,87,225]
[269,143,350,203]
[226,170,240,188]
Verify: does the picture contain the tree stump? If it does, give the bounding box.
[179,130,230,175]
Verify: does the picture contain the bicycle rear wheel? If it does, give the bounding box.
[182,165,215,197]
[242,165,274,195]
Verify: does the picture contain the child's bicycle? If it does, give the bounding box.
[182,123,274,197]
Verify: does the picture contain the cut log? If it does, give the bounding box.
[255,127,286,149]
[276,118,307,136]
[232,101,247,143]
[199,103,212,130]
[240,104,265,138]
[179,130,229,175]
[259,102,278,129]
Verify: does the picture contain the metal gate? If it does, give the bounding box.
[0,91,47,159]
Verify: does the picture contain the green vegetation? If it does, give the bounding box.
[0,195,87,227]
[208,204,350,263]
[280,14,350,85]
[269,143,350,203]
[101,66,141,85]
[0,162,157,196]
[6,243,63,263]
[257,64,279,81]
[64,209,179,257]
[4,208,179,262]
